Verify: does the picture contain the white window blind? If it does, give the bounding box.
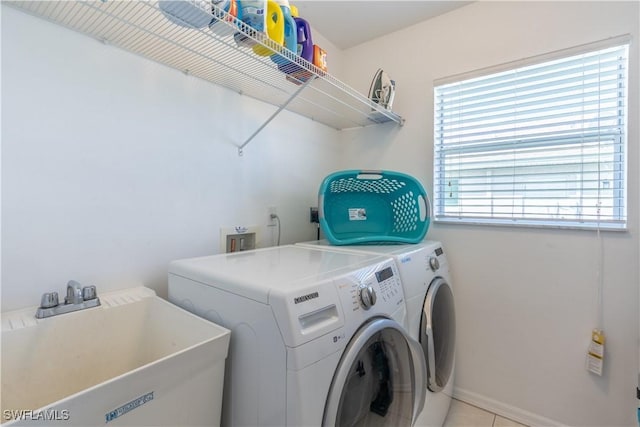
[433,40,629,230]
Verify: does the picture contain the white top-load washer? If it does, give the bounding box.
[168,245,427,427]
[296,240,456,427]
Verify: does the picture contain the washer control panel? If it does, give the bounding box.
[373,265,402,303]
[337,259,404,315]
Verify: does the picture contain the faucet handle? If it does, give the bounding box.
[40,292,59,309]
[82,285,97,301]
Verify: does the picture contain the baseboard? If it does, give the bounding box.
[452,387,568,427]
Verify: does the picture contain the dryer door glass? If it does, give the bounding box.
[323,318,424,427]
[421,277,456,393]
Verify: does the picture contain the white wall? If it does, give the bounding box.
[3,2,639,425]
[339,2,639,426]
[0,5,345,311]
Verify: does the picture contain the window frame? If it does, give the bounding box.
[432,36,630,231]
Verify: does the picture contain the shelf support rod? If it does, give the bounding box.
[238,78,313,156]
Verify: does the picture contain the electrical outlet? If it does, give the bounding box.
[309,207,319,223]
[268,206,277,226]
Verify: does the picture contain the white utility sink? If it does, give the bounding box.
[1,287,230,426]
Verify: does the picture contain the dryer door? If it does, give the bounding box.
[323,318,426,427]
[421,277,456,393]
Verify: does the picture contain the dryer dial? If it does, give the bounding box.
[358,284,377,310]
[429,256,440,272]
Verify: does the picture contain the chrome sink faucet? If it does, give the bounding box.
[36,280,101,319]
[65,280,83,305]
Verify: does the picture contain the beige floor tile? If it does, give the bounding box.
[493,415,528,427]
[443,399,496,427]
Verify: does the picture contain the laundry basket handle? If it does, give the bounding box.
[419,193,432,222]
[356,170,384,180]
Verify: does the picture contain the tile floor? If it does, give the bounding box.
[443,399,528,427]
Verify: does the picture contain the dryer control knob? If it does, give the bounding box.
[358,284,377,310]
[429,256,440,272]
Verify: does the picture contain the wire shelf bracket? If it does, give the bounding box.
[238,78,312,156]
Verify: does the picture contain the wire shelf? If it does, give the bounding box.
[8,0,405,151]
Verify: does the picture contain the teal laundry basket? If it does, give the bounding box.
[318,170,431,245]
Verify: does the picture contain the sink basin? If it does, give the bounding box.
[1,287,230,426]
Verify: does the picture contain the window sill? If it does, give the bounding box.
[433,217,628,232]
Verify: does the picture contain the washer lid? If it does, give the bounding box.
[169,245,386,303]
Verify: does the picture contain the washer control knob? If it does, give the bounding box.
[358,284,377,310]
[429,256,440,272]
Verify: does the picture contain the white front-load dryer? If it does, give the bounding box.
[168,245,427,427]
[296,240,456,427]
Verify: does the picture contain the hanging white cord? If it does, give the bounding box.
[595,221,603,330]
[595,51,604,332]
[584,51,606,378]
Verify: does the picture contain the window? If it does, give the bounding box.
[433,38,629,230]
